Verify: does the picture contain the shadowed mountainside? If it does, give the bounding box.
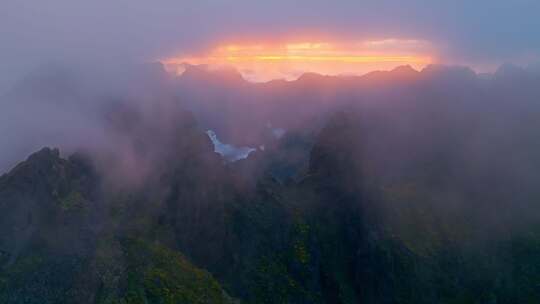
[1,63,540,303]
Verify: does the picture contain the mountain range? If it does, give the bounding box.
[1,63,540,303]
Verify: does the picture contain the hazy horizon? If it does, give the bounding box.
[2,0,539,92]
[2,2,540,303]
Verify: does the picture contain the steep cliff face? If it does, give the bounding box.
[1,107,540,303]
[0,111,238,303]
[0,147,99,262]
[205,111,540,304]
[196,112,411,304]
[0,147,100,303]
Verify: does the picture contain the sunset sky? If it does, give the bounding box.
[1,0,539,88]
[162,39,435,81]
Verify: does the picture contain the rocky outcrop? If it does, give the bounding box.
[0,148,98,263]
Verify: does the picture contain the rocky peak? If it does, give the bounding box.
[19,146,60,165]
[179,64,246,86]
[1,147,67,191]
[308,112,363,186]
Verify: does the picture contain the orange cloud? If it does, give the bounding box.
[162,39,435,82]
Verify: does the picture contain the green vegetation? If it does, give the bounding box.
[58,190,86,211]
[117,238,234,304]
[2,111,540,304]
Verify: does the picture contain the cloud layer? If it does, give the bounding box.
[1,0,539,92]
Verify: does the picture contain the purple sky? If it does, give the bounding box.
[1,0,539,92]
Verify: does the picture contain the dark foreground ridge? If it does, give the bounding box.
[1,109,540,304]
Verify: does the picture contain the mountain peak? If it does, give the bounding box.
[27,147,61,162]
[391,64,417,73]
[1,147,67,186]
[308,112,363,188]
[179,64,246,85]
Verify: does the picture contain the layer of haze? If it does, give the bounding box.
[1,4,540,300]
[1,0,540,93]
[1,0,540,187]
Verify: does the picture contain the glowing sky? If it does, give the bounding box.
[1,0,540,91]
[163,39,434,81]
